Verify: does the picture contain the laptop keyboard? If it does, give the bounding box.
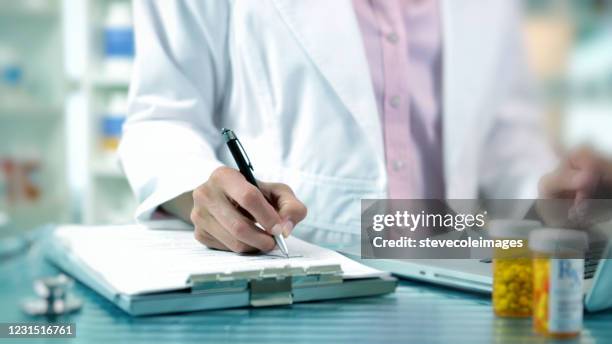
[478,241,606,280]
[584,241,606,279]
[584,259,599,279]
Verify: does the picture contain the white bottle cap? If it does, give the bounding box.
[529,228,589,255]
[488,219,541,239]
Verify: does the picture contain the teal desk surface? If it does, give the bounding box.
[1,229,611,344]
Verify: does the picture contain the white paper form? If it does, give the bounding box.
[53,225,386,295]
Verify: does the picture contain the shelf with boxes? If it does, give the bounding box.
[64,0,137,224]
[0,104,62,120]
[0,0,68,234]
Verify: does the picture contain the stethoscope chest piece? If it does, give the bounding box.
[22,274,83,316]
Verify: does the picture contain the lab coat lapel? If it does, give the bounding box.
[441,0,493,198]
[272,0,384,159]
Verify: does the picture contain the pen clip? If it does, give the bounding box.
[235,137,254,171]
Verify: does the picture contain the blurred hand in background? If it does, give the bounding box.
[539,147,612,201]
[538,147,612,228]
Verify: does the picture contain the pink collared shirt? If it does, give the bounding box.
[353,0,445,199]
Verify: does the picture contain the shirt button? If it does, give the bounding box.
[386,32,399,44]
[392,160,405,171]
[389,96,400,108]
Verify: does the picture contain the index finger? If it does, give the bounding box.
[539,167,578,199]
[261,182,308,225]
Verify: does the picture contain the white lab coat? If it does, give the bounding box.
[119,0,556,236]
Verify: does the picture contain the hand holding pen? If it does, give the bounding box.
[190,129,307,255]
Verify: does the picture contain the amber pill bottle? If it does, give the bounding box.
[490,220,541,317]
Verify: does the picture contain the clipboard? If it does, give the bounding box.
[45,225,397,316]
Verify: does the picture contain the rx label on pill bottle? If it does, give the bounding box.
[548,259,584,333]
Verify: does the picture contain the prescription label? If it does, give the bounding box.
[548,259,584,333]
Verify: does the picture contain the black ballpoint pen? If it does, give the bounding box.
[221,128,289,257]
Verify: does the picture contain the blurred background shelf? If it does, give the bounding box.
[91,74,131,88]
[0,1,59,20]
[67,74,131,89]
[62,0,136,224]
[91,157,124,178]
[0,104,62,119]
[0,0,67,236]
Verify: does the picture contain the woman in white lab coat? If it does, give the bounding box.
[119,0,591,252]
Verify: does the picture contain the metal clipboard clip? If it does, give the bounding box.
[188,265,343,307]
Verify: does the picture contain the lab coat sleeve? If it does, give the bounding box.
[118,0,229,221]
[478,2,558,201]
